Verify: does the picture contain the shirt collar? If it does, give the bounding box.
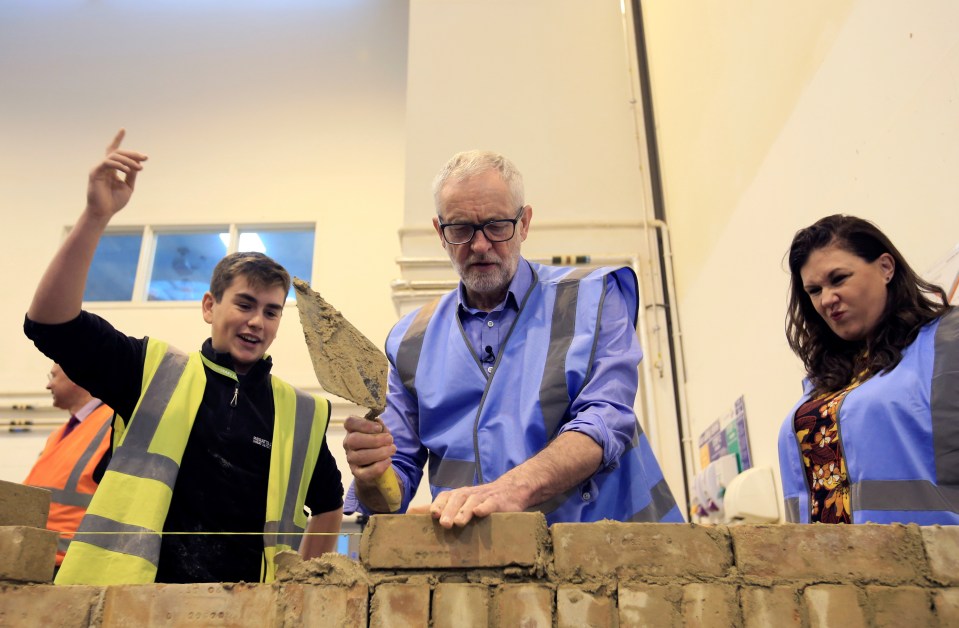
[74,398,103,422]
[457,257,532,316]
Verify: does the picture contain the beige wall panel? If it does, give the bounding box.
[644,0,959,514]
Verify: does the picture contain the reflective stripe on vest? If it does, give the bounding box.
[784,496,801,523]
[30,406,112,508]
[105,349,190,489]
[781,308,959,524]
[64,343,194,579]
[412,266,627,490]
[49,417,112,508]
[932,307,959,486]
[628,478,681,522]
[852,480,959,513]
[58,339,331,584]
[53,415,112,557]
[395,299,439,396]
[540,267,595,438]
[851,308,959,517]
[261,378,330,582]
[263,388,316,550]
[26,403,114,559]
[392,263,679,523]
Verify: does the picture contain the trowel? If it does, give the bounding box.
[293,278,402,512]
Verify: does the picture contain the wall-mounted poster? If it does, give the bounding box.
[697,395,753,473]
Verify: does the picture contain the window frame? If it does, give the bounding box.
[78,222,316,306]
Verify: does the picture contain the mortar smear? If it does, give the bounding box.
[274,551,371,586]
[293,278,388,414]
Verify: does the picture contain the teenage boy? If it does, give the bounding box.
[24,130,343,584]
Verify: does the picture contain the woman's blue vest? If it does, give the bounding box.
[389,262,683,524]
[779,308,959,524]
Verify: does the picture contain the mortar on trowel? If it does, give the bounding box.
[293,278,402,512]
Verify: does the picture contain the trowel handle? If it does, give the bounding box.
[366,412,402,513]
[374,467,403,513]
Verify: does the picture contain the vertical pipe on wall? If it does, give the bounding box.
[624,0,694,513]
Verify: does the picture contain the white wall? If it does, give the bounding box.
[0,0,705,512]
[1,0,407,396]
[403,0,650,228]
[642,0,959,515]
[2,1,672,503]
[0,0,408,480]
[400,0,688,505]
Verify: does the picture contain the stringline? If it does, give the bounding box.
[53,531,361,536]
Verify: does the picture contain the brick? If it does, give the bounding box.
[933,588,959,626]
[552,522,731,580]
[102,583,278,626]
[681,583,740,627]
[0,584,99,627]
[556,586,614,628]
[618,584,681,626]
[361,512,546,570]
[741,586,801,628]
[865,585,932,626]
[278,583,367,627]
[0,480,50,528]
[0,526,57,583]
[922,526,959,585]
[804,585,866,628]
[432,583,488,628]
[370,583,430,627]
[492,584,552,627]
[731,524,923,583]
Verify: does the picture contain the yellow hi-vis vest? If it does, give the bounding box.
[55,339,331,585]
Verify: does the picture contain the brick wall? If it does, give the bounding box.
[2,481,958,626]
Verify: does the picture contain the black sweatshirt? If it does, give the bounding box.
[25,311,343,583]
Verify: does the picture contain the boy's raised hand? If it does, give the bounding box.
[27,129,149,325]
[86,129,148,219]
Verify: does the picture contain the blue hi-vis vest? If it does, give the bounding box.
[390,262,682,524]
[55,339,330,584]
[779,307,959,524]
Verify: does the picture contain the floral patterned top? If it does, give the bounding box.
[792,378,864,524]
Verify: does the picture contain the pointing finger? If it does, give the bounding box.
[106,128,126,154]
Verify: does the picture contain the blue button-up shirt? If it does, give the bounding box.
[454,258,640,469]
[344,258,646,515]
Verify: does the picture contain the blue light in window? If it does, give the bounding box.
[148,232,227,301]
[239,229,314,300]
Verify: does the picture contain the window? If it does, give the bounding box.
[83,232,143,302]
[233,229,315,301]
[148,232,225,301]
[83,224,315,303]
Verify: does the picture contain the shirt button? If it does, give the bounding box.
[486,366,493,374]
[487,320,494,327]
[582,491,591,501]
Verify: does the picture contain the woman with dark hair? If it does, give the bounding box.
[778,214,958,524]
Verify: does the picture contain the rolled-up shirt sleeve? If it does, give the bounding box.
[556,274,643,471]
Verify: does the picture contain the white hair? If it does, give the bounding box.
[431,150,525,214]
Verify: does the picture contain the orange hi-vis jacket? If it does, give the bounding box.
[24,402,113,565]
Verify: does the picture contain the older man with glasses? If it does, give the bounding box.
[343,150,683,527]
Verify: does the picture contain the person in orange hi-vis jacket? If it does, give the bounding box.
[24,363,113,570]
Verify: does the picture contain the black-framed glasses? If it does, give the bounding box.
[439,207,525,245]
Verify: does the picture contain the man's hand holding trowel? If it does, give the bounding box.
[294,279,404,513]
[340,416,402,513]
